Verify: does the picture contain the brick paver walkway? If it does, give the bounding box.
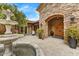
[13,35,79,56]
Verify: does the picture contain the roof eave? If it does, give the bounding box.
[36,3,46,12]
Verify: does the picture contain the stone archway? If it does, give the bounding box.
[46,14,64,38]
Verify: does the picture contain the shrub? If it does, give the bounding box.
[10,15,16,21]
[36,28,44,39]
[65,24,79,43]
[0,13,6,19]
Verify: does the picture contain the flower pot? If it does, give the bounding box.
[39,34,42,39]
[68,37,77,49]
[38,33,44,40]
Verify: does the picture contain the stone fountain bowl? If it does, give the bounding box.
[0,34,24,56]
[0,34,24,44]
[13,44,36,56]
[0,19,18,25]
[0,42,44,56]
[0,43,44,56]
[13,43,44,56]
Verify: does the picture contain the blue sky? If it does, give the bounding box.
[15,3,40,21]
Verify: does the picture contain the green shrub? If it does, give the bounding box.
[36,28,44,39]
[10,15,16,21]
[37,28,44,34]
[65,24,79,42]
[0,13,6,19]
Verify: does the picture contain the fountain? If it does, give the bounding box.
[0,9,24,56]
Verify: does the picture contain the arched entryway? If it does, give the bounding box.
[46,14,64,38]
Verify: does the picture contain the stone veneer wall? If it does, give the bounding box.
[39,3,79,40]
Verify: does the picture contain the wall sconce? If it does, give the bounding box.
[41,24,42,27]
[40,23,42,27]
[70,15,75,22]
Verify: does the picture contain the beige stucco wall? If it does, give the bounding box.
[38,3,79,38]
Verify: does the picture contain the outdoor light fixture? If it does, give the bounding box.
[40,23,42,28]
[70,15,75,22]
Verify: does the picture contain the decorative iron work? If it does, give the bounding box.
[70,15,75,22]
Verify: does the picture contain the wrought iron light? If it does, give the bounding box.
[70,15,75,22]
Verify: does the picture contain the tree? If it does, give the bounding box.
[10,15,16,21]
[0,3,28,34]
[0,13,6,19]
[14,11,27,34]
[0,3,28,26]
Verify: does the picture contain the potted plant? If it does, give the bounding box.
[36,28,44,39]
[66,24,79,49]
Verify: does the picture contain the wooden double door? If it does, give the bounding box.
[53,19,64,37]
[49,19,64,38]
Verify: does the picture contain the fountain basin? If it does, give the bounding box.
[13,43,44,56]
[0,42,44,56]
[0,20,18,25]
[13,44,36,56]
[0,9,24,56]
[0,34,24,44]
[0,34,24,56]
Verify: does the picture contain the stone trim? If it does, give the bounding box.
[37,3,46,12]
[45,14,64,22]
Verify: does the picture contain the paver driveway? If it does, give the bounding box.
[13,35,79,56]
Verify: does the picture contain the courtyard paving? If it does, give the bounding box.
[13,35,79,56]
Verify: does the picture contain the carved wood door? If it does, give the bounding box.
[54,20,64,37]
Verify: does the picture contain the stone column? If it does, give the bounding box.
[64,14,71,43]
[43,21,48,38]
[23,26,25,35]
[5,24,12,34]
[27,26,29,34]
[3,43,13,56]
